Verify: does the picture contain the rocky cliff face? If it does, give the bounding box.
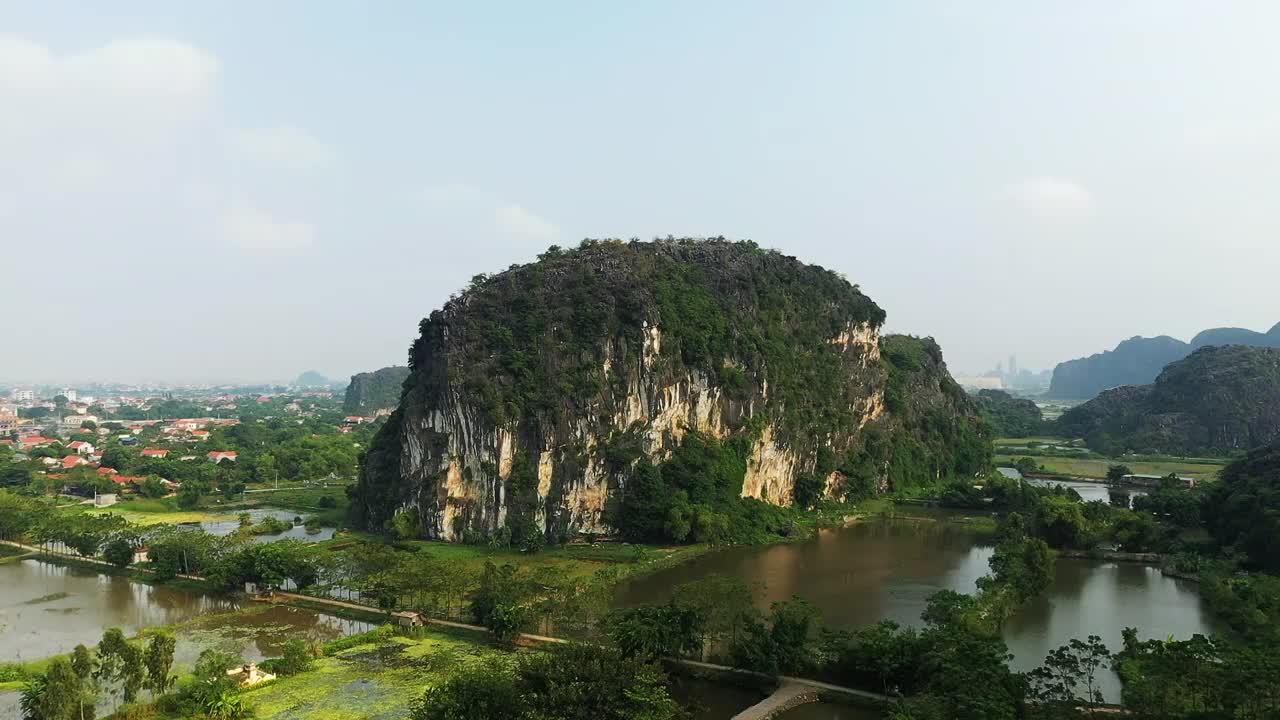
[343,366,411,414]
[354,239,989,541]
[1057,345,1280,454]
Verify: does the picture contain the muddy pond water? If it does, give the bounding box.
[0,558,373,718]
[188,506,337,542]
[617,513,1218,703]
[0,558,370,663]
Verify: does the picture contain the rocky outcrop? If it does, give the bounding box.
[1057,345,1280,454]
[343,366,411,414]
[354,239,988,541]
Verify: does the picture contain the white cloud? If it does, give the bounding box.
[1003,177,1096,220]
[495,203,559,241]
[220,207,315,251]
[416,183,488,213]
[227,126,335,171]
[0,35,218,100]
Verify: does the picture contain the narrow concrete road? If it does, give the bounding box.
[731,682,820,720]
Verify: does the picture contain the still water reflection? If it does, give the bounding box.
[618,516,1218,702]
[0,559,366,663]
[192,506,336,542]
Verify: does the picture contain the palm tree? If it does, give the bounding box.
[19,676,46,720]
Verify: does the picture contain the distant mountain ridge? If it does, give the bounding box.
[1056,345,1280,455]
[1048,323,1280,399]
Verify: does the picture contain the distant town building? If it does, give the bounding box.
[20,436,55,450]
[955,376,1004,390]
[13,389,34,402]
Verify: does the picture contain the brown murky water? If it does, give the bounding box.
[0,559,368,662]
[191,506,337,542]
[0,559,372,718]
[618,515,1218,702]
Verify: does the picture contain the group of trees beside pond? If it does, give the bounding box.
[18,627,176,720]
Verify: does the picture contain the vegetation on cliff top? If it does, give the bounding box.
[343,366,410,414]
[411,238,884,438]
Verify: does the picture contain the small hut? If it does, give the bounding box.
[226,662,275,687]
[393,610,427,628]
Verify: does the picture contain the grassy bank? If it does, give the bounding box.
[87,483,353,526]
[997,454,1225,481]
[108,625,507,720]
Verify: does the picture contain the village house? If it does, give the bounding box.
[0,409,18,434]
[61,455,88,469]
[19,436,55,450]
[207,450,238,463]
[1122,473,1197,489]
[59,414,98,430]
[67,440,95,456]
[141,447,170,459]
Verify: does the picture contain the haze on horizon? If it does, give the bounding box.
[3,2,1278,385]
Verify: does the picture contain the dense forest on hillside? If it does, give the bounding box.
[974,389,1045,438]
[1203,441,1280,570]
[1057,345,1280,455]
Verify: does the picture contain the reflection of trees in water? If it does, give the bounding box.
[620,518,991,631]
[246,607,372,658]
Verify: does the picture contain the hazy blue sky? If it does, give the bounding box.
[4,2,1278,384]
